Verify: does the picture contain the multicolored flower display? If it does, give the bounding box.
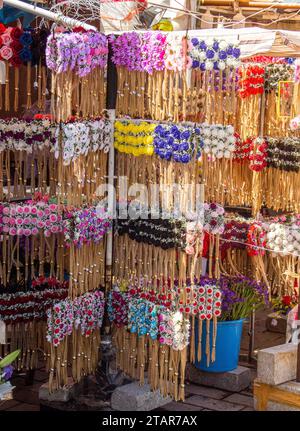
[47,290,105,346]
[203,202,225,234]
[74,290,105,336]
[46,298,74,347]
[249,137,268,171]
[63,205,112,248]
[46,31,108,76]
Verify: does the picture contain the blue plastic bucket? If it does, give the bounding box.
[194,319,244,373]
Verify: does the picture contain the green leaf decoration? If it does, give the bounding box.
[0,349,20,368]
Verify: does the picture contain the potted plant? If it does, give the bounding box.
[194,276,268,373]
[266,292,298,334]
[0,349,20,400]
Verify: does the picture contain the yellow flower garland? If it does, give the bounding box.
[114,120,155,156]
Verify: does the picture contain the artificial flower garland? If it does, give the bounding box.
[114,120,155,156]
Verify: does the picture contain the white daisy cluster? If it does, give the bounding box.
[267,223,300,256]
[54,119,112,165]
[201,123,236,158]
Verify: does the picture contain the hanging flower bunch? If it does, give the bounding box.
[266,137,300,172]
[188,37,241,71]
[109,32,143,72]
[2,199,63,237]
[46,290,105,346]
[203,202,225,234]
[238,65,265,98]
[153,123,195,162]
[46,298,74,347]
[141,32,167,74]
[264,63,293,93]
[0,24,33,66]
[116,213,187,250]
[178,278,222,319]
[267,222,300,256]
[54,118,111,165]
[128,297,158,338]
[201,123,236,159]
[0,277,68,323]
[46,31,108,76]
[233,133,251,161]
[0,118,56,153]
[185,221,203,255]
[249,137,268,171]
[74,290,105,336]
[107,287,130,327]
[114,120,155,156]
[63,205,112,248]
[220,219,249,250]
[158,309,190,350]
[165,33,192,71]
[247,222,267,256]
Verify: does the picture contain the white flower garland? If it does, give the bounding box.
[201,123,236,158]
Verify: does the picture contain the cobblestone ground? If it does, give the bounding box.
[0,307,285,411]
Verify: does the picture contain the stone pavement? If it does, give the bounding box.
[156,381,255,412]
[0,367,255,412]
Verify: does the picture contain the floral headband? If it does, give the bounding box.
[267,220,300,257]
[0,118,56,153]
[47,289,105,346]
[201,123,236,159]
[203,202,225,235]
[2,199,63,237]
[266,136,300,173]
[114,120,155,157]
[0,277,68,324]
[153,123,197,163]
[46,31,108,76]
[63,205,112,248]
[189,38,241,71]
[55,118,112,165]
[238,64,265,99]
[110,32,241,73]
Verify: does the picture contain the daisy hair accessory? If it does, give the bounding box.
[201,123,236,159]
[54,118,112,165]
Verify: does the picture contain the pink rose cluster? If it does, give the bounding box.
[2,200,63,237]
